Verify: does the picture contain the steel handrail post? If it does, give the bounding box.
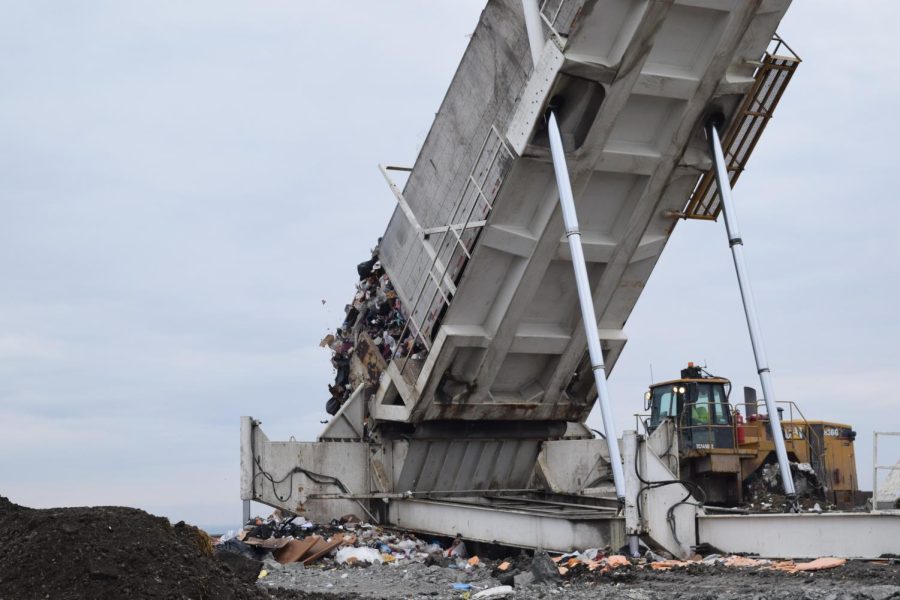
[873,432,878,510]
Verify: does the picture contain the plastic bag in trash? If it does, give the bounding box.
[583,548,602,561]
[218,530,238,543]
[335,546,384,565]
[472,586,514,599]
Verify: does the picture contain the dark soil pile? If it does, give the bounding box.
[0,496,267,600]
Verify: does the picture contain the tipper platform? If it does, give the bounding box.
[241,0,900,559]
[375,0,796,425]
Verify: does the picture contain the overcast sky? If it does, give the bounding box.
[2,1,898,528]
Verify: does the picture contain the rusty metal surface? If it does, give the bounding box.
[685,42,801,220]
[395,421,566,494]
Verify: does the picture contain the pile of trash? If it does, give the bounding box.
[745,463,827,512]
[217,512,480,573]
[216,509,852,596]
[321,242,427,416]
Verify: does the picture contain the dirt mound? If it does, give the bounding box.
[0,496,268,600]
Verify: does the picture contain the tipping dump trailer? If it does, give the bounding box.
[242,0,900,559]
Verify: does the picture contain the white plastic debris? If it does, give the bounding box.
[447,538,468,558]
[424,543,443,555]
[335,546,384,565]
[472,585,514,599]
[583,548,601,561]
[218,530,237,543]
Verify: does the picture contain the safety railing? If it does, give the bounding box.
[684,33,800,219]
[661,400,824,465]
[873,431,900,510]
[390,125,516,381]
[539,0,581,41]
[634,412,651,434]
[760,401,826,485]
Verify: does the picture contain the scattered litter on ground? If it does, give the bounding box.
[772,557,848,572]
[234,508,897,598]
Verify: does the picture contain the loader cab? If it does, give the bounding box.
[646,364,735,451]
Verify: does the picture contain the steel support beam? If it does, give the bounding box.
[389,498,625,553]
[698,513,900,559]
[547,109,625,501]
[707,121,795,498]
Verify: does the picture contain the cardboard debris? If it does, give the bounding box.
[557,566,569,575]
[273,536,320,564]
[468,556,480,567]
[649,559,688,571]
[244,537,291,550]
[724,555,768,568]
[795,557,847,572]
[771,557,847,573]
[302,534,345,565]
[497,561,511,572]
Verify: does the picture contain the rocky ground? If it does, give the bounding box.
[259,554,900,600]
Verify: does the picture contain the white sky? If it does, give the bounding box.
[1,1,898,528]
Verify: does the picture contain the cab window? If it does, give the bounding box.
[692,383,730,425]
[649,387,678,429]
[711,384,730,425]
[691,385,711,424]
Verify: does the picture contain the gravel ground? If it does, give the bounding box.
[261,559,900,600]
[260,561,497,599]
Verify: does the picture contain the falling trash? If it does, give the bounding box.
[322,241,428,415]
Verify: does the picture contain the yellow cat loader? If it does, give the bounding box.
[644,364,858,507]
